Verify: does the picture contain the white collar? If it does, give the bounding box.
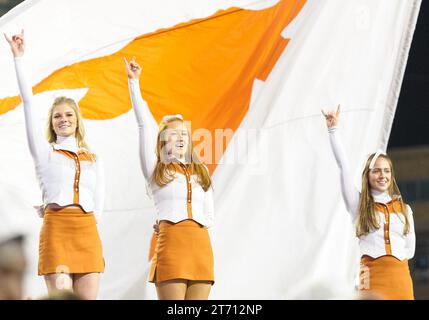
[371,190,392,204]
[52,135,79,153]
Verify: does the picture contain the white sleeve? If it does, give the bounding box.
[14,57,48,163]
[204,187,215,228]
[93,156,105,224]
[328,127,360,220]
[405,205,416,259]
[128,78,158,181]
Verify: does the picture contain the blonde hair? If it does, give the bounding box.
[46,97,95,160]
[153,116,212,191]
[356,153,410,238]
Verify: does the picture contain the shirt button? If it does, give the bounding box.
[188,200,191,203]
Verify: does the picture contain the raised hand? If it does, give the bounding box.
[124,56,142,80]
[4,29,25,57]
[321,104,341,129]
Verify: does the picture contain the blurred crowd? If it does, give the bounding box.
[0,233,81,300]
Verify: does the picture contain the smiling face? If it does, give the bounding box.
[51,103,77,138]
[368,157,392,192]
[161,120,190,160]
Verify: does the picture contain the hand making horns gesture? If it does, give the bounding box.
[4,29,25,57]
[321,104,341,129]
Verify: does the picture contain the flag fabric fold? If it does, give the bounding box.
[0,0,421,299]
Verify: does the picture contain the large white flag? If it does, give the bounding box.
[0,0,421,299]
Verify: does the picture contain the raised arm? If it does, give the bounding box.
[5,31,47,163]
[322,105,360,220]
[124,57,158,180]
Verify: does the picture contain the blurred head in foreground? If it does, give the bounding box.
[0,235,26,300]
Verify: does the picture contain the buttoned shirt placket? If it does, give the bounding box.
[178,162,193,220]
[53,148,81,205]
[380,203,392,255]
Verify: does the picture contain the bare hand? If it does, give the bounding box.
[4,30,25,57]
[153,221,159,236]
[124,56,141,80]
[321,104,341,129]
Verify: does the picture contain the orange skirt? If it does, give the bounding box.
[149,219,214,284]
[359,255,414,300]
[38,206,104,276]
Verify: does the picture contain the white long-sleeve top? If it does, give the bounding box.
[328,127,415,260]
[128,78,214,227]
[14,57,105,221]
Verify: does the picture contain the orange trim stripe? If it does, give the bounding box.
[375,199,406,255]
[53,149,95,204]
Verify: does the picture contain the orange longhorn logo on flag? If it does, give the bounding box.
[0,0,306,174]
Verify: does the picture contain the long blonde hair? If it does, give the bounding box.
[46,97,90,150]
[153,116,212,191]
[356,153,410,238]
[46,97,96,162]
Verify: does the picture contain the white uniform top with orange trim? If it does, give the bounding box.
[328,126,415,261]
[128,79,214,228]
[14,57,105,222]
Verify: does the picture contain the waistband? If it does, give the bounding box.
[44,205,93,216]
[159,219,203,228]
[361,255,408,265]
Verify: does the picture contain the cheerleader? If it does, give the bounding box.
[322,105,415,300]
[5,31,105,300]
[124,57,214,300]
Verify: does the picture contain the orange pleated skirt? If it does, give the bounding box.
[38,206,104,276]
[149,219,214,284]
[359,255,414,300]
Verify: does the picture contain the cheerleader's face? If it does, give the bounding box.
[52,103,77,138]
[368,157,391,192]
[163,120,190,159]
